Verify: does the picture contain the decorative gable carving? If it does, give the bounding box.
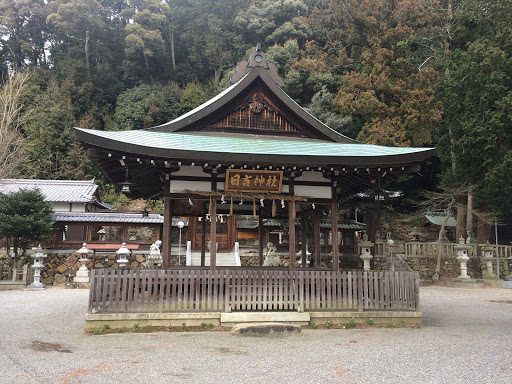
[212,92,304,136]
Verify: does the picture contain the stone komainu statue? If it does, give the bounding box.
[263,242,280,266]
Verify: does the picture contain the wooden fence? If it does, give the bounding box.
[88,268,419,314]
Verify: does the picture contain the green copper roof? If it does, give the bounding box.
[75,128,433,166]
[425,213,456,227]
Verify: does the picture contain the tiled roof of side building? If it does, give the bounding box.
[53,212,164,224]
[52,212,190,226]
[0,179,99,204]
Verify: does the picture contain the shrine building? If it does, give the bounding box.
[76,47,432,326]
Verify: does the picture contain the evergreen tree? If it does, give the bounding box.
[0,188,54,264]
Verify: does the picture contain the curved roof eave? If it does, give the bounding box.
[74,128,434,167]
[146,67,357,144]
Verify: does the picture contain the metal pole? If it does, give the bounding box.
[495,217,500,278]
[177,221,185,266]
[178,227,182,266]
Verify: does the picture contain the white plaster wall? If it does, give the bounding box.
[172,165,209,177]
[52,202,89,212]
[170,180,211,193]
[52,202,71,212]
[169,166,211,193]
[295,171,330,183]
[294,185,331,199]
[71,203,87,212]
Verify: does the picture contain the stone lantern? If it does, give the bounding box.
[505,255,512,283]
[74,243,91,283]
[26,245,47,290]
[116,243,130,268]
[481,241,498,279]
[358,234,374,272]
[455,236,473,281]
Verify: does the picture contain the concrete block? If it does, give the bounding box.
[85,312,222,331]
[309,311,422,326]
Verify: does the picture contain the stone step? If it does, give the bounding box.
[230,322,301,336]
[189,253,240,266]
[221,312,310,327]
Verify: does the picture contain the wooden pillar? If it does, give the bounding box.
[188,217,196,247]
[364,212,378,269]
[331,201,339,270]
[122,225,128,243]
[209,170,218,270]
[162,197,172,269]
[313,209,321,267]
[201,212,206,266]
[288,202,296,269]
[258,212,264,266]
[227,215,236,251]
[210,198,217,270]
[288,175,296,269]
[301,212,307,267]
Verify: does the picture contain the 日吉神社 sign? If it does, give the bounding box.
[225,169,283,193]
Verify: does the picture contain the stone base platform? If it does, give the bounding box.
[0,281,27,291]
[85,312,222,332]
[65,282,90,289]
[85,310,422,332]
[231,322,301,336]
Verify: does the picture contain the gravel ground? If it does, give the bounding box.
[1,285,511,384]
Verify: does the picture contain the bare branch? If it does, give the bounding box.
[0,71,31,179]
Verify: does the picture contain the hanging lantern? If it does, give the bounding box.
[120,180,133,194]
[374,190,386,201]
[120,166,133,195]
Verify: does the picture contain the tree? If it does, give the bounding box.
[305,85,352,135]
[179,82,208,114]
[47,0,106,78]
[0,70,31,179]
[0,0,51,68]
[122,0,170,83]
[114,82,182,130]
[0,188,54,265]
[235,0,308,45]
[21,78,79,179]
[434,0,512,236]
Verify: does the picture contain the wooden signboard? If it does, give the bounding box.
[225,169,283,193]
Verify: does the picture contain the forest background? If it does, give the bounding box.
[1,0,511,243]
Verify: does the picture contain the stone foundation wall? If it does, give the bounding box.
[373,254,510,281]
[3,249,510,285]
[41,252,153,286]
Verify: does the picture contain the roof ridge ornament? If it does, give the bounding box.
[230,44,284,87]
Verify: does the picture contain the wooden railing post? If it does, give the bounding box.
[414,271,420,311]
[358,271,363,312]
